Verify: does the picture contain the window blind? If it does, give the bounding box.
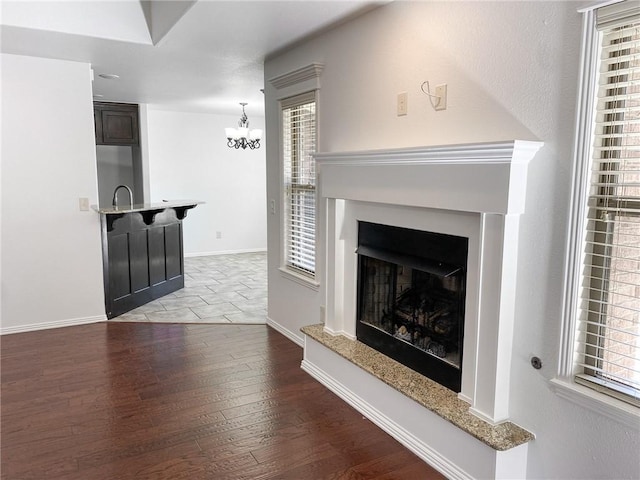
[282,93,317,276]
[577,7,640,405]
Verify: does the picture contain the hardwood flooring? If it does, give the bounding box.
[1,322,444,479]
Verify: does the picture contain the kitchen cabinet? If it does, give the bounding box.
[94,101,139,145]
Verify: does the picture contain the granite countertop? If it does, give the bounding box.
[301,323,534,451]
[92,200,203,215]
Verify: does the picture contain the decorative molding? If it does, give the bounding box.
[0,315,107,335]
[140,208,166,226]
[558,6,598,378]
[301,359,472,480]
[268,63,324,90]
[314,140,543,166]
[316,140,543,216]
[468,407,505,426]
[106,212,125,232]
[323,325,356,340]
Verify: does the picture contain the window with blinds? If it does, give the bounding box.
[282,92,317,277]
[576,3,640,406]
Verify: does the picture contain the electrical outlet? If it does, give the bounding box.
[269,199,276,215]
[434,84,447,111]
[397,92,408,116]
[79,197,89,211]
[216,231,222,239]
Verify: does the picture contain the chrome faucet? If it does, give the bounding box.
[112,185,134,209]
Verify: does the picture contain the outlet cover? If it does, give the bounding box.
[434,84,447,111]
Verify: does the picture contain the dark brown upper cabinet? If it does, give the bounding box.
[94,102,139,146]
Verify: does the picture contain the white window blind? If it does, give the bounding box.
[282,92,317,276]
[577,4,640,406]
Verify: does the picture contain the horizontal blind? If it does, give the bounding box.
[282,93,316,276]
[578,10,640,405]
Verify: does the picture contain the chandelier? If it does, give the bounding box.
[225,102,262,150]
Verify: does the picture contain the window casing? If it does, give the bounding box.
[563,0,640,409]
[281,92,317,278]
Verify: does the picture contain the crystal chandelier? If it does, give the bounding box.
[225,102,262,150]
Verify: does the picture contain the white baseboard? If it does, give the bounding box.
[266,316,303,346]
[1,314,107,335]
[185,248,267,258]
[300,358,472,480]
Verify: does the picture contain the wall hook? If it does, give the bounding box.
[421,81,446,111]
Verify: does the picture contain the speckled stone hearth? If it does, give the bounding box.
[301,323,534,451]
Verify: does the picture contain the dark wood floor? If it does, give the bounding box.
[1,322,444,480]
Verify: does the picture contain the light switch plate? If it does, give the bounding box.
[397,92,408,116]
[79,197,89,211]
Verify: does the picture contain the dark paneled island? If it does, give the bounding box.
[94,200,202,319]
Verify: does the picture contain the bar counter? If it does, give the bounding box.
[94,200,203,318]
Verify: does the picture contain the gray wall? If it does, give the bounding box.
[96,145,137,207]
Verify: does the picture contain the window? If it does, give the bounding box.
[281,92,317,277]
[563,1,640,409]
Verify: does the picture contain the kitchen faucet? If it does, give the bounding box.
[112,185,134,209]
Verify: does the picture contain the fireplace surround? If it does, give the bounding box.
[301,141,542,478]
[313,140,543,424]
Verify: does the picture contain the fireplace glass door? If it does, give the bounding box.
[356,222,467,392]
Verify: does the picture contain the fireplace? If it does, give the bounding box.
[314,140,543,425]
[300,141,542,478]
[356,221,467,392]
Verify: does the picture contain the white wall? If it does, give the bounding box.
[145,108,267,256]
[264,2,639,479]
[1,54,105,333]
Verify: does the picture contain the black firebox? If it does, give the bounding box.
[356,221,468,392]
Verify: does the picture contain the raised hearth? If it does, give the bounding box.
[302,324,534,451]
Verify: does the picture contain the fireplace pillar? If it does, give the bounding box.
[471,212,521,423]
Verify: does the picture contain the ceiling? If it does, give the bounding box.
[0,0,384,116]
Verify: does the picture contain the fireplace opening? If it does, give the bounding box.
[356,221,468,392]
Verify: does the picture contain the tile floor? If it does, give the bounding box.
[111,251,267,324]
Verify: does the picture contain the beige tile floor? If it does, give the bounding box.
[110,251,267,324]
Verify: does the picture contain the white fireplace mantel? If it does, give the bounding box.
[315,140,543,426]
[316,140,542,216]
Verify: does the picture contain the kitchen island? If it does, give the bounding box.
[94,200,202,319]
